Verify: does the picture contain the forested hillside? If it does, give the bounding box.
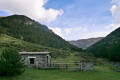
[87,27,120,61]
[0,15,82,52]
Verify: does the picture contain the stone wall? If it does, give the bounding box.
[22,54,51,68]
[82,62,94,71]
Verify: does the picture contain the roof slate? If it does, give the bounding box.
[19,52,50,55]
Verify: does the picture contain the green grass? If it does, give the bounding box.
[52,54,77,62]
[0,66,120,80]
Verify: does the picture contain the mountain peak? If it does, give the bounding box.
[68,37,104,49]
[8,14,29,18]
[7,14,33,21]
[0,15,82,52]
[0,15,4,18]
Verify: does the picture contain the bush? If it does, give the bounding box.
[109,53,120,62]
[0,48,25,76]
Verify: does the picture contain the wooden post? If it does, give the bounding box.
[66,63,67,69]
[53,62,54,67]
[81,62,82,71]
[78,63,80,70]
[41,62,43,70]
[58,63,59,68]
[62,63,63,72]
[41,62,44,70]
[36,62,38,69]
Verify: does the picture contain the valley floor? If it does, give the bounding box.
[0,66,120,80]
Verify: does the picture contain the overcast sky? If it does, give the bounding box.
[0,0,120,40]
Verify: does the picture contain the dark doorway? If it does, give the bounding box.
[47,56,48,63]
[30,58,35,64]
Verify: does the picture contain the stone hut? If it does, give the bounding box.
[19,51,51,68]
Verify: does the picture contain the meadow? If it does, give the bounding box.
[0,66,120,80]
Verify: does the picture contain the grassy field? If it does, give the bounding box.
[0,66,120,80]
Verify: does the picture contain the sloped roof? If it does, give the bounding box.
[19,52,50,55]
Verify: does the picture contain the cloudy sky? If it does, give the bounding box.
[0,0,120,40]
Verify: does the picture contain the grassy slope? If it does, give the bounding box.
[0,34,45,51]
[0,34,70,58]
[0,66,120,80]
[0,34,94,62]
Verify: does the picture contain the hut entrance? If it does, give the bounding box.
[30,58,35,64]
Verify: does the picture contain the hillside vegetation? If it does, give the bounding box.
[87,27,120,61]
[0,15,82,52]
[0,34,94,62]
[0,34,70,58]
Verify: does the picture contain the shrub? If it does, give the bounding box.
[109,53,120,62]
[0,48,25,76]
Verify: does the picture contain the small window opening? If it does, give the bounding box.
[30,58,35,64]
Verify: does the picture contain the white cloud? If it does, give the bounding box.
[0,0,63,23]
[49,27,64,38]
[64,27,87,35]
[106,23,115,29]
[49,26,112,40]
[110,0,120,28]
[81,31,110,39]
[49,27,88,40]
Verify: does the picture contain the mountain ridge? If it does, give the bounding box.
[87,27,120,61]
[68,37,104,49]
[0,14,82,52]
